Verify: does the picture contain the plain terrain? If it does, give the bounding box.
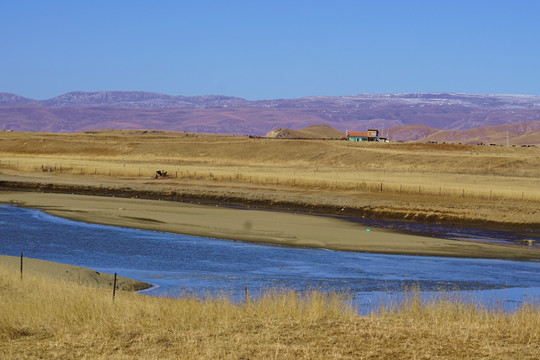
[0,130,539,233]
[1,130,540,359]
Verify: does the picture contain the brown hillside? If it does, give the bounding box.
[421,121,540,145]
[387,125,439,142]
[266,124,344,139]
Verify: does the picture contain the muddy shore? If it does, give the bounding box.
[2,178,539,235]
[1,187,539,260]
[0,255,150,291]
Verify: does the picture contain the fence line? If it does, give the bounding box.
[0,161,539,203]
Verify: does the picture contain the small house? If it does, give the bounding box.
[346,129,386,142]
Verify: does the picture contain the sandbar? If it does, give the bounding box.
[0,191,538,260]
[0,254,150,291]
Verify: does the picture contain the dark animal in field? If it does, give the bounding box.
[155,170,168,178]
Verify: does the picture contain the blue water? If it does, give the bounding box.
[1,204,539,312]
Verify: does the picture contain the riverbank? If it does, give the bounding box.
[1,191,539,260]
[0,255,150,291]
[1,262,539,359]
[1,169,540,236]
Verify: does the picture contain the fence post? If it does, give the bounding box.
[112,273,117,301]
[20,252,23,280]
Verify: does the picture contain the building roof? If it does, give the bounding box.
[347,131,371,137]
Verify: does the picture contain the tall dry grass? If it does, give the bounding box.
[1,152,540,203]
[1,265,539,359]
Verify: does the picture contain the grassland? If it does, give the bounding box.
[1,264,539,359]
[0,130,539,233]
[1,130,540,358]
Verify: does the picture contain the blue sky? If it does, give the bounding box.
[1,0,539,100]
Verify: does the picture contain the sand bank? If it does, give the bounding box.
[0,255,150,291]
[1,191,538,260]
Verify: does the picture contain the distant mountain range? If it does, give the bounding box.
[1,91,540,141]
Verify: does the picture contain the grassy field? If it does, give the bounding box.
[1,131,540,358]
[1,265,539,359]
[1,130,539,230]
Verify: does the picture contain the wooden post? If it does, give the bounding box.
[20,252,23,280]
[245,286,249,305]
[112,273,117,301]
[380,183,383,191]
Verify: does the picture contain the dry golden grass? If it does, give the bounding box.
[1,265,539,359]
[1,130,540,228]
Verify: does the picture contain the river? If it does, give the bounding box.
[1,204,539,312]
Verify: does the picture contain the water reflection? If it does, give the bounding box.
[1,205,539,312]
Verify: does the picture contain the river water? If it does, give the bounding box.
[1,204,539,312]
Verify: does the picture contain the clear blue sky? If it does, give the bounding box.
[1,0,539,100]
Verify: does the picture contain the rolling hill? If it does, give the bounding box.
[265,121,540,145]
[418,120,540,146]
[1,91,540,138]
[265,124,345,139]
